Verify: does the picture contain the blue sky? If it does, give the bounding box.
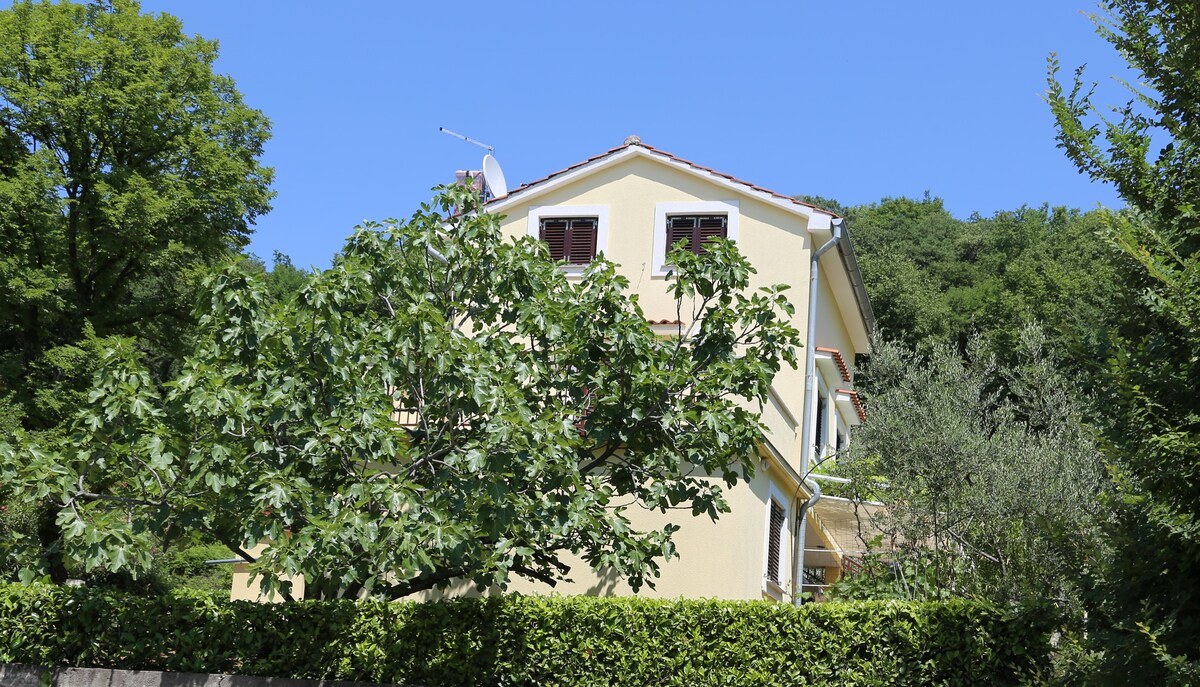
[138,1,1133,270]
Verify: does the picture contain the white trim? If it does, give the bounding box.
[819,494,886,507]
[487,146,826,224]
[758,438,806,494]
[813,374,831,462]
[491,147,641,215]
[651,200,740,277]
[766,385,799,430]
[835,389,863,427]
[761,481,791,601]
[806,212,832,232]
[834,410,849,453]
[814,349,845,386]
[527,204,610,274]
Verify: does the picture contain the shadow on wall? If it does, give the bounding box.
[585,568,622,597]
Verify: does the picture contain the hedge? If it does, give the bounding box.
[0,584,1049,686]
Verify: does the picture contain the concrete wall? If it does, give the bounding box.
[0,664,406,687]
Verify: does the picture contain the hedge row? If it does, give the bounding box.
[0,584,1049,686]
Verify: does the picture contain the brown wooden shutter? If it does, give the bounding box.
[667,215,697,254]
[567,218,597,265]
[540,217,597,264]
[767,500,785,583]
[540,219,568,261]
[667,215,728,255]
[815,396,827,456]
[697,215,727,252]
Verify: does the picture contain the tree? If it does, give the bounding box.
[0,0,273,434]
[842,195,1120,371]
[1048,1,1200,681]
[0,183,800,600]
[826,330,1105,611]
[854,247,952,347]
[238,251,311,304]
[0,0,272,583]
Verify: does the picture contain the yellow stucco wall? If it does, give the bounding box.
[229,541,305,602]
[491,152,865,478]
[416,455,801,603]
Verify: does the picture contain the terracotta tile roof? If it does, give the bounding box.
[487,141,841,219]
[647,318,684,326]
[836,388,867,423]
[815,346,852,383]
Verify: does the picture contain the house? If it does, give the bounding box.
[452,137,873,603]
[229,137,874,604]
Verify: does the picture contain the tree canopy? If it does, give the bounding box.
[1048,0,1200,681]
[0,183,800,599]
[0,0,274,439]
[0,0,273,585]
[827,330,1105,612]
[827,194,1122,380]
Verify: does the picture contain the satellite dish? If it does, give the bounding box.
[482,153,508,200]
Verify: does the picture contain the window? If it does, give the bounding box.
[665,214,727,255]
[803,566,827,586]
[815,395,827,457]
[802,566,828,602]
[762,483,791,599]
[652,200,740,276]
[539,217,597,265]
[766,499,786,585]
[527,205,610,271]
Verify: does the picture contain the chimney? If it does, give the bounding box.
[454,169,484,192]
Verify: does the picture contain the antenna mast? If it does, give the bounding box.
[439,127,494,154]
[439,127,508,201]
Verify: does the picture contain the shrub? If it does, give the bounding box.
[0,584,1049,686]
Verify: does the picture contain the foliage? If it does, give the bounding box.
[826,547,942,603]
[0,0,273,583]
[0,183,800,600]
[0,584,1051,686]
[855,246,952,347]
[0,0,274,429]
[151,539,235,593]
[0,499,36,580]
[842,196,1121,379]
[825,329,1105,611]
[19,324,129,434]
[238,251,311,304]
[1048,0,1200,681]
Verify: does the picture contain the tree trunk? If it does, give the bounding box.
[36,502,69,584]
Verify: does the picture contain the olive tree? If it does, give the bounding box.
[828,329,1105,610]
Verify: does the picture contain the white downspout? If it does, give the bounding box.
[793,217,843,604]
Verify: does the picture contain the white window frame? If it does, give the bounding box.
[761,481,791,601]
[527,204,610,274]
[652,200,740,277]
[814,375,832,463]
[834,406,850,456]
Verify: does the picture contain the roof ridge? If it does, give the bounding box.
[488,140,841,219]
